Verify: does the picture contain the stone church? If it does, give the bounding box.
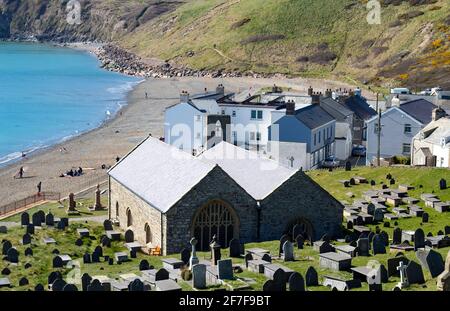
[108,137,343,255]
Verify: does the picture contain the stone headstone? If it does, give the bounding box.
[347,221,353,230]
[282,241,295,261]
[379,231,389,246]
[229,238,241,258]
[416,249,445,278]
[210,236,221,266]
[87,279,104,292]
[26,224,35,235]
[180,248,190,265]
[192,264,207,289]
[125,229,134,243]
[35,284,45,291]
[83,253,91,264]
[22,233,31,245]
[128,279,144,291]
[56,220,65,230]
[6,247,19,263]
[45,213,54,226]
[422,213,429,223]
[372,235,386,255]
[414,229,425,251]
[81,273,92,291]
[0,226,7,234]
[295,235,304,249]
[101,236,111,247]
[92,252,100,263]
[279,234,290,257]
[288,272,305,291]
[292,224,304,240]
[305,266,319,287]
[51,279,66,291]
[445,226,450,235]
[2,240,12,255]
[1,268,10,276]
[53,256,63,268]
[393,227,402,245]
[130,249,137,259]
[63,284,78,291]
[217,259,233,280]
[103,219,113,231]
[345,161,351,171]
[405,260,425,285]
[189,237,199,269]
[24,247,33,256]
[370,180,376,186]
[357,238,370,256]
[373,208,384,222]
[75,239,83,247]
[48,271,62,287]
[21,212,30,226]
[94,246,103,257]
[263,280,276,291]
[24,263,32,269]
[244,253,253,268]
[17,277,28,287]
[440,178,447,190]
[139,260,150,271]
[31,212,41,226]
[68,193,76,211]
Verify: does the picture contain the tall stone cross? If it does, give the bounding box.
[189,237,199,270]
[397,261,409,289]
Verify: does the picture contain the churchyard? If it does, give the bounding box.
[0,167,449,291]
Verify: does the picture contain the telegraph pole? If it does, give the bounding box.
[376,93,381,167]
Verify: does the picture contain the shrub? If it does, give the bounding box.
[240,34,285,45]
[392,155,411,165]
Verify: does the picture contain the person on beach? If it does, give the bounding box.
[37,182,42,194]
[17,166,24,179]
[145,92,148,99]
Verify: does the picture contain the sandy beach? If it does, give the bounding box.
[0,75,367,207]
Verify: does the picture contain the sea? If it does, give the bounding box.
[0,42,141,166]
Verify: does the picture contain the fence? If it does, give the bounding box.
[0,192,61,218]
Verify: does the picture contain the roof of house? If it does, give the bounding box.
[398,99,437,124]
[293,104,335,129]
[320,97,353,121]
[108,138,298,212]
[199,142,297,200]
[416,117,450,146]
[108,137,216,213]
[340,95,377,120]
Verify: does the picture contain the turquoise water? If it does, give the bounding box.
[0,42,141,166]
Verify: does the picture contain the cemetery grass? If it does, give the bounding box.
[1,198,108,223]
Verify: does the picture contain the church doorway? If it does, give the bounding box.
[285,218,314,242]
[191,199,239,251]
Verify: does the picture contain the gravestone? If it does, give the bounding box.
[81,273,92,291]
[87,279,104,292]
[51,279,66,291]
[35,284,44,291]
[279,234,290,257]
[53,256,63,268]
[347,221,353,230]
[405,261,425,285]
[292,224,304,241]
[229,239,241,258]
[103,219,113,231]
[370,180,376,186]
[345,161,351,171]
[26,224,35,235]
[61,218,69,226]
[45,213,54,226]
[83,253,91,264]
[1,268,10,276]
[288,272,305,291]
[393,227,402,245]
[189,237,199,269]
[263,280,276,291]
[21,212,30,226]
[296,235,304,249]
[125,230,134,243]
[22,233,31,245]
[416,249,445,278]
[437,230,444,236]
[180,248,190,265]
[373,209,384,222]
[24,263,32,269]
[368,232,375,244]
[24,247,33,256]
[440,178,447,190]
[94,246,103,257]
[75,239,83,247]
[139,260,150,271]
[0,226,7,234]
[101,236,111,247]
[390,178,395,185]
[210,236,221,266]
[305,266,319,287]
[48,271,62,287]
[445,226,450,235]
[272,269,287,291]
[128,279,144,292]
[108,258,114,265]
[192,264,207,289]
[31,212,41,226]
[422,213,429,223]
[379,231,389,246]
[68,193,77,212]
[350,178,356,185]
[414,229,425,251]
[92,252,100,263]
[19,277,29,286]
[282,241,295,262]
[244,253,253,268]
[217,259,233,280]
[130,249,137,259]
[372,235,386,255]
[56,220,65,230]
[2,240,12,255]
[357,238,370,256]
[51,249,59,255]
[63,284,78,291]
[6,247,19,263]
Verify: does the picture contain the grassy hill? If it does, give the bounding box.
[1,0,449,89]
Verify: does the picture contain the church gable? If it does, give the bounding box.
[164,165,258,254]
[260,170,343,242]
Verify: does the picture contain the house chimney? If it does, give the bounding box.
[286,100,296,115]
[391,95,401,107]
[216,84,225,95]
[325,89,332,98]
[308,86,313,96]
[180,90,190,103]
[311,93,320,105]
[432,107,446,121]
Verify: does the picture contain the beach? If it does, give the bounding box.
[0,75,366,207]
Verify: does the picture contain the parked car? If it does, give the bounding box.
[352,145,366,157]
[321,156,340,168]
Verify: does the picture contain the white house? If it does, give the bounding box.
[412,111,449,167]
[366,99,437,165]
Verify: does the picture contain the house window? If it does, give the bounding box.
[251,110,257,119]
[232,110,236,117]
[251,110,263,120]
[327,128,329,139]
[314,133,317,146]
[404,124,412,134]
[319,131,321,143]
[402,143,411,154]
[221,109,225,115]
[257,110,263,120]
